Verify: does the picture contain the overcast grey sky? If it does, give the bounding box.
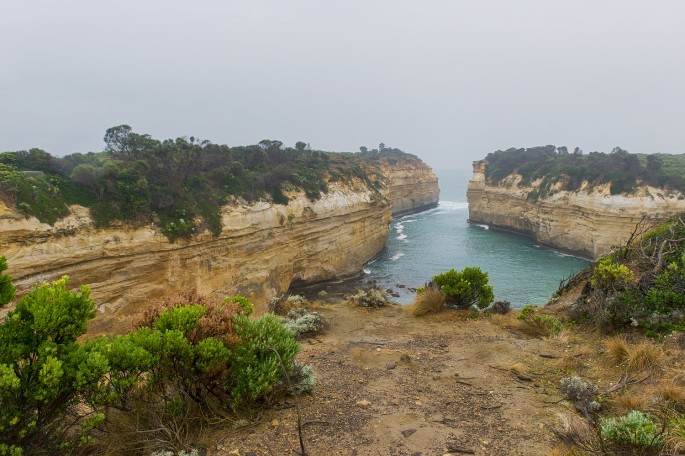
[2,1,684,170]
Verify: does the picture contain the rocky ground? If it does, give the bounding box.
[206,303,577,456]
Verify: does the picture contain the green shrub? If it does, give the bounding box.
[591,257,634,291]
[229,314,300,404]
[517,305,565,337]
[433,267,494,309]
[600,411,663,453]
[0,258,306,454]
[0,275,105,454]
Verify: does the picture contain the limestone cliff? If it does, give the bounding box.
[0,159,438,322]
[467,161,685,259]
[380,159,439,215]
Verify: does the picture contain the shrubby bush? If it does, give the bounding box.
[0,275,105,454]
[348,287,389,308]
[0,257,309,455]
[269,294,307,315]
[289,362,317,396]
[559,376,601,417]
[600,411,663,453]
[591,257,634,291]
[517,305,565,337]
[283,308,329,338]
[571,215,685,332]
[432,267,494,309]
[489,300,511,315]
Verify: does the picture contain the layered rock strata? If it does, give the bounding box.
[0,159,439,317]
[467,161,685,259]
[380,160,439,215]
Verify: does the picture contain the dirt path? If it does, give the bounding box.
[209,304,572,456]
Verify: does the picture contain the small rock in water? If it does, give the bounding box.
[401,429,417,437]
[398,284,406,288]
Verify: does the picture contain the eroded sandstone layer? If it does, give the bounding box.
[0,159,438,315]
[381,160,439,215]
[467,161,685,259]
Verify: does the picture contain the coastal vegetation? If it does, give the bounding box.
[410,266,494,316]
[0,127,420,241]
[0,258,311,455]
[483,145,685,197]
[567,213,685,334]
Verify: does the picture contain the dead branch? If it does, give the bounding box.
[604,371,651,394]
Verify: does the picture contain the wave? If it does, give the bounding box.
[397,234,407,240]
[363,268,371,274]
[474,223,490,230]
[439,200,468,210]
[390,252,405,261]
[417,200,468,217]
[533,244,588,260]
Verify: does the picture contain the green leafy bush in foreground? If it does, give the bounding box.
[0,276,102,454]
[432,266,494,309]
[0,255,305,454]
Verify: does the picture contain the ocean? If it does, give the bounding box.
[359,168,590,306]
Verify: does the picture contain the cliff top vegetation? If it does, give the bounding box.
[482,145,685,197]
[0,126,417,240]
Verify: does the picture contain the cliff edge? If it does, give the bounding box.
[467,160,685,259]
[0,158,438,320]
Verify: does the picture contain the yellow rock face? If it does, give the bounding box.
[0,160,439,317]
[466,160,685,259]
[381,160,440,216]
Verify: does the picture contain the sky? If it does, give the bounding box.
[2,1,684,171]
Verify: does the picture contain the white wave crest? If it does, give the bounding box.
[390,252,405,261]
[438,200,468,210]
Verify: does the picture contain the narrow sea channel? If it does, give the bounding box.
[359,169,590,305]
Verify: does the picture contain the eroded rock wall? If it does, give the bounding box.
[381,159,439,215]
[0,158,440,320]
[1,182,391,317]
[467,161,685,259]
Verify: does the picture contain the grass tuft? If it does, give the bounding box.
[627,341,665,373]
[605,336,630,365]
[409,287,445,317]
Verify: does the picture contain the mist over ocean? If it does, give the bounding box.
[360,169,589,306]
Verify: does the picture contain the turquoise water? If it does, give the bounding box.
[361,169,589,305]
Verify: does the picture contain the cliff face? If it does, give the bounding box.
[380,159,439,215]
[0,159,438,321]
[467,161,685,259]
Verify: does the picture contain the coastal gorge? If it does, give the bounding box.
[0,133,438,321]
[467,146,685,258]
